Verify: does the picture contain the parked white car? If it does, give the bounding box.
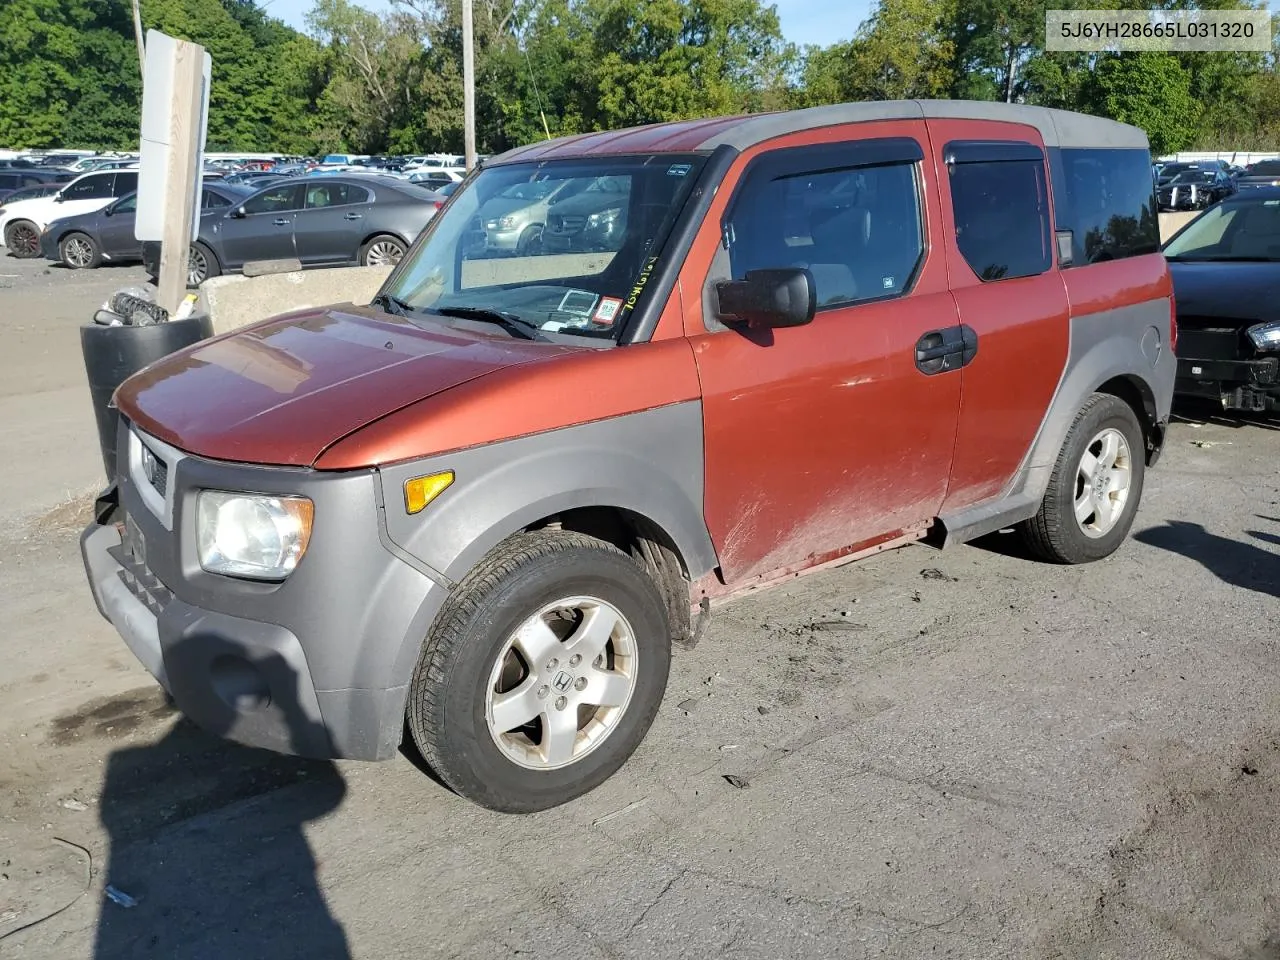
[406,166,465,191]
[0,169,138,257]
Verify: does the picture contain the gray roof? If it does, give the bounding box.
[488,100,1148,167]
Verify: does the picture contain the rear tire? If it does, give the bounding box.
[1019,393,1146,564]
[407,530,671,813]
[4,220,41,258]
[360,234,406,267]
[59,232,102,269]
[187,242,220,288]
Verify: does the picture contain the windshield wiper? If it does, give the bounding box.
[371,292,414,316]
[429,306,547,341]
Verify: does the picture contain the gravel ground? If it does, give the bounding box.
[1,252,1279,960]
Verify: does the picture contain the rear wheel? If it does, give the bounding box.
[1020,393,1146,564]
[60,232,101,269]
[360,234,406,267]
[4,220,41,258]
[187,242,220,287]
[407,530,671,813]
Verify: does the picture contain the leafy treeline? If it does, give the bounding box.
[1,0,1277,155]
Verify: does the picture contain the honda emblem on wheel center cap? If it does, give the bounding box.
[552,671,574,693]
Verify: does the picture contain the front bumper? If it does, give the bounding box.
[1176,354,1280,410]
[80,423,449,761]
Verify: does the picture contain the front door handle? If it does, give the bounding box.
[343,212,364,221]
[915,325,978,375]
[273,217,290,227]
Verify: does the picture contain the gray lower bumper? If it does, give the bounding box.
[80,522,407,761]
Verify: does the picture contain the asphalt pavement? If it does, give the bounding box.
[2,253,1279,960]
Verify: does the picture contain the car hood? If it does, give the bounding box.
[45,208,105,232]
[1169,260,1280,324]
[115,304,581,467]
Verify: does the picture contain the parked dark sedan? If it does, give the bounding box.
[41,183,254,269]
[0,168,74,202]
[1164,188,1280,412]
[142,175,445,286]
[1157,168,1236,211]
[1235,159,1280,192]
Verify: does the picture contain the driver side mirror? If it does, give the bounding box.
[103,204,114,217]
[230,205,246,219]
[715,268,816,329]
[53,192,65,203]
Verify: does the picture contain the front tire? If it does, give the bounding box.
[60,232,102,269]
[4,220,41,258]
[1020,393,1146,564]
[407,530,672,813]
[187,241,220,288]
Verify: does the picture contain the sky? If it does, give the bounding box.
[258,0,873,48]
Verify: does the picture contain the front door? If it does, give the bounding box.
[97,194,139,259]
[685,123,965,585]
[216,182,304,268]
[293,181,373,264]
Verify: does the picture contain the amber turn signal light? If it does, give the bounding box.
[404,471,455,514]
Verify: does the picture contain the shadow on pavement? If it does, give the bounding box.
[1134,519,1280,601]
[93,644,351,959]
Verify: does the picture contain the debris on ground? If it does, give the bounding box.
[58,798,88,812]
[722,775,749,789]
[677,698,700,713]
[104,885,137,908]
[920,568,958,582]
[591,798,649,826]
[757,705,771,715]
[1190,440,1231,449]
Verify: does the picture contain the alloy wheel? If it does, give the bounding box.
[365,239,405,266]
[485,596,639,771]
[63,236,94,268]
[1074,427,1133,538]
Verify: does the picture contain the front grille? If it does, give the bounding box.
[1176,319,1251,361]
[147,456,168,498]
[548,214,586,235]
[109,523,173,616]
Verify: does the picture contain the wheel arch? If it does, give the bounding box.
[360,230,410,250]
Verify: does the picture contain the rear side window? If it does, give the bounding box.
[112,172,138,195]
[947,147,1052,282]
[1054,148,1159,265]
[0,175,16,189]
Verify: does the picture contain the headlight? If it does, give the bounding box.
[196,491,314,580]
[587,207,621,228]
[1247,321,1280,351]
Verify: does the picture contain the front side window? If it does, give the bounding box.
[949,157,1052,282]
[63,175,113,201]
[1056,147,1160,266]
[243,184,304,215]
[382,154,707,342]
[112,193,138,214]
[724,161,924,308]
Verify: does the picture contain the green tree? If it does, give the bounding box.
[1088,51,1201,154]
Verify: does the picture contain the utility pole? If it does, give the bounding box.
[131,0,146,81]
[462,0,476,171]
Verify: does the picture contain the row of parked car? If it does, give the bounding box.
[1153,157,1280,211]
[0,167,450,285]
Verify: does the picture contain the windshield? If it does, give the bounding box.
[1170,171,1213,184]
[1164,199,1280,261]
[1248,161,1280,176]
[381,154,707,342]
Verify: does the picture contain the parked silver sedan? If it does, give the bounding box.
[478,178,594,253]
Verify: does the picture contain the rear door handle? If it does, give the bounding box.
[343,212,363,221]
[273,217,290,226]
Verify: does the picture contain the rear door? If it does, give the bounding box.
[925,122,1071,513]
[686,122,964,584]
[293,181,373,264]
[214,182,304,267]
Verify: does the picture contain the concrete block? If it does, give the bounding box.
[1159,211,1200,244]
[199,264,394,335]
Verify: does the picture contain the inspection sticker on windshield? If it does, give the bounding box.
[593,297,623,325]
[667,163,692,177]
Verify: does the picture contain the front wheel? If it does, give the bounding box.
[60,232,102,269]
[1019,393,1146,564]
[407,530,672,813]
[187,241,220,288]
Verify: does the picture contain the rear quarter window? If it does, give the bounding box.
[1053,148,1160,265]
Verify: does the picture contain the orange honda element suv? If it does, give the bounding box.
[82,101,1175,812]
